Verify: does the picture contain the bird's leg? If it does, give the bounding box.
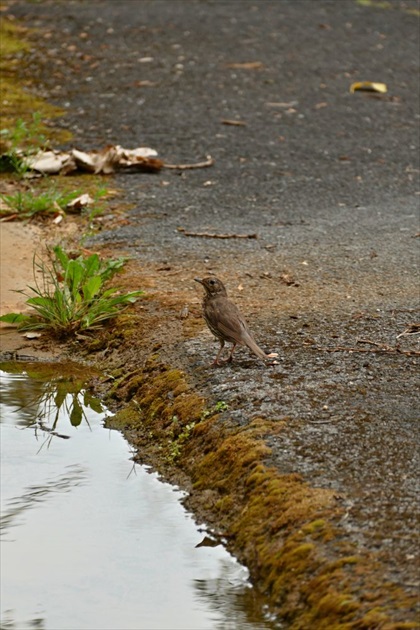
[212,339,225,366]
[221,343,237,364]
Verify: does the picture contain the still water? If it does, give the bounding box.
[0,365,274,630]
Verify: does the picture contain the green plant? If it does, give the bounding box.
[0,188,82,219]
[85,186,108,221]
[0,246,144,337]
[167,416,197,462]
[201,400,229,420]
[0,112,48,175]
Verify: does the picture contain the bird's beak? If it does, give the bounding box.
[194,277,203,285]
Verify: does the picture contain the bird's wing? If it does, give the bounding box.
[206,298,252,344]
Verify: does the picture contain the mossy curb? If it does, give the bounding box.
[104,358,418,629]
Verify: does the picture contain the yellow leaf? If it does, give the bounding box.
[350,81,387,94]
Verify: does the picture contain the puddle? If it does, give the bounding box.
[0,364,277,630]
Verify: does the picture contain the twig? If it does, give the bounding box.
[322,346,419,356]
[357,337,395,351]
[396,324,420,339]
[163,155,214,170]
[177,227,257,239]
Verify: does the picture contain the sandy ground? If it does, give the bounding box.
[0,222,42,316]
[0,222,64,359]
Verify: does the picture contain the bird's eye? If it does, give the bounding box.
[209,279,215,284]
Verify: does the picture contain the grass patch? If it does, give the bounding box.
[0,183,108,220]
[1,113,52,176]
[0,246,144,337]
[0,187,80,219]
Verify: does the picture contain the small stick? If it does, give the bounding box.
[357,337,395,351]
[164,155,214,170]
[396,324,420,339]
[323,346,419,356]
[177,227,257,239]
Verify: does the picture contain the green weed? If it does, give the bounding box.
[201,400,229,420]
[167,416,197,462]
[0,112,48,175]
[0,246,144,337]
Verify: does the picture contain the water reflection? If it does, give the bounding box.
[1,464,86,536]
[1,611,45,629]
[0,364,277,630]
[0,363,103,432]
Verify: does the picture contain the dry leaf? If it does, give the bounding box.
[221,119,247,126]
[67,193,94,210]
[265,100,298,108]
[23,145,161,175]
[131,80,157,87]
[350,82,387,94]
[26,150,74,174]
[225,61,264,70]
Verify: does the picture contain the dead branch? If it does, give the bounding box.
[163,155,214,170]
[177,227,257,239]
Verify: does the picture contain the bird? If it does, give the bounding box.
[194,276,277,365]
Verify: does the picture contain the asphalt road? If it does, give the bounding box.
[9,0,420,623]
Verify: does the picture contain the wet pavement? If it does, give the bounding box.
[6,0,420,624]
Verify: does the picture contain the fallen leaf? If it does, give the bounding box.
[221,119,247,126]
[24,145,161,175]
[350,81,387,93]
[66,193,94,211]
[131,80,157,87]
[225,61,264,70]
[265,100,298,108]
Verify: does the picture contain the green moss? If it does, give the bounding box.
[0,16,71,144]
[302,519,326,534]
[105,361,205,463]
[0,18,31,56]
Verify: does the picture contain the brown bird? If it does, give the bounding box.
[195,276,276,365]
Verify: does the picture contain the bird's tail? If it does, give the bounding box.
[243,333,269,361]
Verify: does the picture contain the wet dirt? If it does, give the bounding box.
[3,0,420,626]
